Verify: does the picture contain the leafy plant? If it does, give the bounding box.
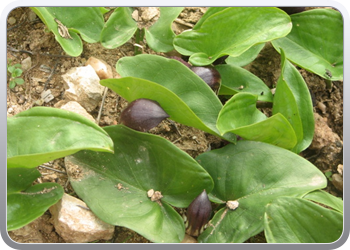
[30,7,184,56]
[7,60,24,89]
[195,141,327,243]
[65,125,213,243]
[7,107,114,230]
[272,8,343,81]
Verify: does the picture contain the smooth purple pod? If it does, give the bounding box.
[186,189,212,237]
[190,66,221,92]
[119,98,170,132]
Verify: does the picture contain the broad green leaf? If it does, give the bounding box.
[7,167,64,231]
[12,68,22,78]
[100,7,137,49]
[14,78,24,85]
[145,7,183,52]
[30,7,104,56]
[101,77,213,134]
[217,92,297,149]
[66,125,213,243]
[271,9,343,80]
[174,7,291,66]
[273,49,314,153]
[303,190,343,213]
[7,107,113,168]
[225,43,265,67]
[215,64,273,102]
[196,141,326,243]
[109,54,235,142]
[192,7,227,30]
[7,168,40,194]
[264,197,343,243]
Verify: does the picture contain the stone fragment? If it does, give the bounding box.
[331,173,343,192]
[60,101,95,122]
[85,56,113,80]
[141,7,159,21]
[8,16,16,25]
[62,65,104,112]
[309,113,342,150]
[21,57,32,71]
[49,193,114,243]
[181,234,198,243]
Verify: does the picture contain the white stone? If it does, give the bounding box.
[60,101,95,122]
[49,193,114,243]
[21,57,32,71]
[141,7,159,21]
[62,65,104,112]
[85,56,113,80]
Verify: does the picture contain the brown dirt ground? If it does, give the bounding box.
[7,7,343,244]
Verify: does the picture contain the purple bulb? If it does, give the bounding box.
[186,189,212,236]
[190,66,221,92]
[119,98,169,132]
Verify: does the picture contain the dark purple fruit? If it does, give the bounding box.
[190,66,221,92]
[119,98,169,132]
[278,7,306,15]
[186,189,212,237]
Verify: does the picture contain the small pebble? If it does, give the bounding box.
[331,173,343,192]
[21,57,32,71]
[8,16,16,25]
[317,102,326,114]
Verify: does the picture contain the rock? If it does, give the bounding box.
[86,56,113,79]
[308,113,343,171]
[309,113,342,150]
[60,101,95,122]
[8,16,16,25]
[21,57,32,71]
[331,173,343,192]
[27,10,37,21]
[141,7,159,21]
[181,234,198,243]
[337,164,343,176]
[62,65,104,112]
[49,193,114,243]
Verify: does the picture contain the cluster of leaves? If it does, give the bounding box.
[7,60,24,89]
[7,7,343,243]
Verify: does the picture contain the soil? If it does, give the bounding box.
[6,7,343,244]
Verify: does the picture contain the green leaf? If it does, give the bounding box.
[273,49,314,153]
[7,168,64,231]
[107,54,235,142]
[7,168,40,194]
[225,43,265,67]
[145,7,183,52]
[12,68,23,77]
[271,9,343,80]
[30,7,104,56]
[216,92,297,149]
[100,7,137,49]
[196,141,326,243]
[7,107,113,169]
[215,64,273,102]
[192,7,227,30]
[303,190,343,213]
[9,80,16,89]
[264,197,343,243]
[174,7,291,65]
[14,78,24,85]
[66,125,214,243]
